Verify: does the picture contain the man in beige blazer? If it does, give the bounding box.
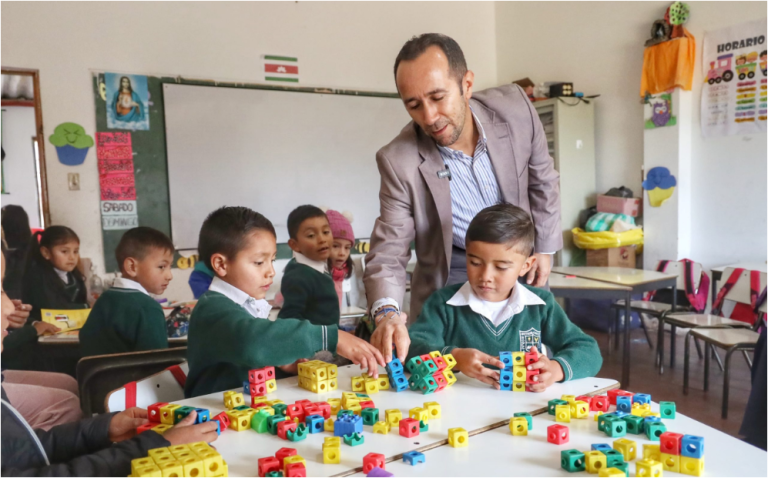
[364,34,562,363]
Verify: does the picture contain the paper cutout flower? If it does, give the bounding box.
[643,166,677,207]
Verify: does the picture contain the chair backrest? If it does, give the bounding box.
[656,260,703,290]
[76,347,187,416]
[720,267,767,305]
[105,362,189,413]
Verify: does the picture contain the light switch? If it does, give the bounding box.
[576,140,583,150]
[68,173,80,191]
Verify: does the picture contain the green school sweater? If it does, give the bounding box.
[185,290,339,398]
[407,283,602,381]
[80,288,168,357]
[278,259,340,326]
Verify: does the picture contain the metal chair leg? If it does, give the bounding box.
[704,343,710,392]
[614,309,622,351]
[713,348,724,372]
[607,308,616,355]
[723,346,739,419]
[693,337,703,360]
[640,313,654,349]
[670,325,677,369]
[683,331,692,395]
[742,350,753,369]
[657,317,665,373]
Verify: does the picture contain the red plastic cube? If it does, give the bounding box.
[285,463,306,477]
[277,420,297,440]
[363,453,386,474]
[590,395,610,412]
[314,402,331,419]
[295,399,313,409]
[607,389,633,405]
[136,422,156,433]
[525,369,540,384]
[524,349,538,365]
[263,366,276,380]
[303,405,320,417]
[286,404,305,423]
[275,447,297,466]
[399,418,420,438]
[258,456,280,477]
[433,356,447,371]
[249,369,267,384]
[547,424,569,445]
[252,397,268,408]
[575,395,592,406]
[213,411,230,431]
[251,382,267,396]
[359,400,375,410]
[419,354,433,362]
[660,432,683,455]
[147,402,168,423]
[432,372,448,391]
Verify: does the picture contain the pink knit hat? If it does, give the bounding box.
[326,210,355,243]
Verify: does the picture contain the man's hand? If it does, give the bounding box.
[32,321,60,336]
[109,407,149,442]
[370,308,410,364]
[336,330,385,377]
[526,253,552,287]
[525,346,564,392]
[162,411,220,445]
[452,348,506,388]
[8,300,30,329]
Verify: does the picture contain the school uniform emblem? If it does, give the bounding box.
[519,328,542,353]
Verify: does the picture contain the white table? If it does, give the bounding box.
[174,365,617,477]
[354,403,767,477]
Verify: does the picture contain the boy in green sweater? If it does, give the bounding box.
[185,206,383,398]
[278,205,339,326]
[408,204,602,391]
[80,227,173,357]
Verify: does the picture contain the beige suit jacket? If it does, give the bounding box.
[363,84,562,324]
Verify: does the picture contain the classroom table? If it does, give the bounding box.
[38,330,188,345]
[551,267,679,388]
[710,262,768,304]
[354,402,767,477]
[174,364,618,477]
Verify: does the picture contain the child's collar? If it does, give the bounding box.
[446,281,545,316]
[294,252,328,275]
[208,277,272,319]
[113,277,149,296]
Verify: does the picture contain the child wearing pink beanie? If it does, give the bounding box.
[326,210,355,307]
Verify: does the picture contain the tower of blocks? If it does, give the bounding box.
[297,360,339,393]
[247,366,277,398]
[130,442,227,477]
[351,373,390,394]
[142,402,216,435]
[258,449,307,477]
[390,351,457,395]
[498,350,537,391]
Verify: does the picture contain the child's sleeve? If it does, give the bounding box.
[277,272,309,320]
[406,291,450,361]
[133,304,169,351]
[540,296,603,381]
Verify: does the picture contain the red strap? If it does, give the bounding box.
[644,260,670,302]
[124,381,137,409]
[167,365,187,388]
[712,268,746,316]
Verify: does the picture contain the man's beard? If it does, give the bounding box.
[433,103,466,147]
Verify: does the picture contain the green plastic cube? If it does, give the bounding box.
[406,356,423,373]
[355,393,370,399]
[645,422,667,441]
[343,432,365,446]
[603,416,626,438]
[337,409,355,418]
[419,420,428,432]
[561,449,586,472]
[415,360,438,377]
[415,376,438,394]
[362,408,380,426]
[267,415,285,435]
[659,401,676,419]
[514,412,533,430]
[272,403,287,417]
[624,415,644,435]
[250,410,271,433]
[173,406,196,424]
[287,423,308,442]
[408,374,422,391]
[614,462,629,476]
[598,413,618,432]
[548,399,569,416]
[604,449,625,468]
[265,472,283,477]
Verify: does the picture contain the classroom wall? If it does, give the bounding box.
[0,1,498,284]
[1,106,42,228]
[495,1,768,270]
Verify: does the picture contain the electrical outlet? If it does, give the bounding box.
[68,173,80,191]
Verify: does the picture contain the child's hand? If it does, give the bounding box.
[526,346,564,392]
[8,300,30,329]
[109,407,149,442]
[32,321,60,336]
[336,330,385,377]
[278,358,308,375]
[162,410,220,446]
[452,348,506,387]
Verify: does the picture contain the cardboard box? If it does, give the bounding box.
[596,195,642,217]
[586,246,637,268]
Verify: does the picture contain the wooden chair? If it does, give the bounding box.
[682,268,766,418]
[105,362,189,413]
[76,347,187,416]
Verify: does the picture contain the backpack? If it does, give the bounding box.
[644,259,709,313]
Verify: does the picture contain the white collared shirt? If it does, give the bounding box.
[209,276,272,319]
[112,277,150,296]
[446,281,546,327]
[53,268,70,284]
[294,252,329,275]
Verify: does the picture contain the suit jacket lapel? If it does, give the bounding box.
[472,100,521,204]
[417,129,453,270]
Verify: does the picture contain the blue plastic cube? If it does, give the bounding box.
[194,408,210,424]
[681,435,704,458]
[305,414,324,433]
[616,396,632,413]
[386,358,404,375]
[633,393,651,405]
[499,370,513,385]
[591,443,613,453]
[243,380,251,395]
[644,416,661,424]
[613,410,629,418]
[499,351,513,370]
[499,381,512,391]
[402,451,426,466]
[213,420,220,435]
[390,374,408,392]
[334,414,363,437]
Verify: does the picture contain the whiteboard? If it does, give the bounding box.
[163,84,409,249]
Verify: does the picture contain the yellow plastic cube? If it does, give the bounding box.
[311,380,329,393]
[448,427,468,447]
[150,454,175,467]
[385,409,402,426]
[147,448,171,460]
[443,370,457,385]
[661,452,680,473]
[168,445,190,457]
[283,455,306,474]
[298,377,310,390]
[512,365,526,382]
[223,392,244,410]
[364,378,380,394]
[229,412,251,431]
[170,449,195,462]
[424,401,441,420]
[328,378,338,392]
[361,372,370,379]
[189,442,211,453]
[325,416,335,432]
[594,411,604,421]
[343,398,359,410]
[265,379,277,394]
[266,399,284,406]
[512,382,525,392]
[179,456,204,478]
[631,406,646,417]
[197,449,225,476]
[561,394,576,404]
[327,364,338,379]
[613,438,636,461]
[598,468,626,477]
[310,365,328,381]
[251,395,268,404]
[212,461,228,478]
[509,417,528,436]
[323,446,340,464]
[324,437,341,447]
[643,444,661,462]
[442,353,457,369]
[642,411,660,418]
[585,450,608,474]
[159,404,181,425]
[571,400,589,419]
[429,351,442,359]
[373,421,391,434]
[327,398,341,414]
[347,403,362,415]
[636,459,663,477]
[377,376,390,390]
[157,461,184,477]
[511,351,525,366]
[680,456,704,476]
[255,406,275,416]
[131,457,156,475]
[555,404,571,423]
[297,361,312,377]
[151,424,171,435]
[135,465,162,477]
[351,376,365,392]
[409,407,429,424]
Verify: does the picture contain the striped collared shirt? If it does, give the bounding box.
[437,110,503,249]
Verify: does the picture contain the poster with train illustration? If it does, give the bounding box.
[702,18,767,137]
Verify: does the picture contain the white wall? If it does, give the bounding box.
[1,1,498,280]
[496,1,767,270]
[1,106,42,228]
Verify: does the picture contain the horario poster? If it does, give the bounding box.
[701,18,767,137]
